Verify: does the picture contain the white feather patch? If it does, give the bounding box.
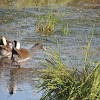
[16,42,20,50]
[2,36,7,45]
[18,57,30,62]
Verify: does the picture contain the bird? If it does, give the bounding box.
[0,37,19,59]
[10,42,46,67]
[0,36,12,58]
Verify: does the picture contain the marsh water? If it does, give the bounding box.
[0,3,100,100]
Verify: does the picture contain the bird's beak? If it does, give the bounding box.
[42,47,46,50]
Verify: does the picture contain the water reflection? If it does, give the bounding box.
[0,57,12,67]
[7,68,37,95]
[0,62,41,99]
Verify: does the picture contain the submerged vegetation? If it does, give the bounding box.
[35,26,100,99]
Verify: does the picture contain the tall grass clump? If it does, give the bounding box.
[36,10,71,34]
[35,25,100,99]
[36,10,60,33]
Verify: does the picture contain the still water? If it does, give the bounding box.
[0,4,100,100]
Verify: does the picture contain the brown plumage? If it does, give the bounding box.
[0,37,11,58]
[5,40,10,47]
[13,48,30,59]
[0,37,18,58]
[11,43,46,67]
[0,45,11,52]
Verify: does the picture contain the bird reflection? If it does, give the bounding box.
[0,56,27,68]
[0,61,40,95]
[7,68,39,95]
[0,57,12,67]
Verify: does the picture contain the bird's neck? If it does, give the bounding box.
[29,46,39,58]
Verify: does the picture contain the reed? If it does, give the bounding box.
[36,10,59,33]
[35,25,100,99]
[35,10,71,34]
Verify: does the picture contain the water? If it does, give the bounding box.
[0,67,43,100]
[0,4,100,100]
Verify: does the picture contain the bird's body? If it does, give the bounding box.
[0,37,20,59]
[0,36,46,67]
[11,43,46,67]
[0,37,11,58]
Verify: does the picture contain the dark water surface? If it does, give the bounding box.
[0,5,100,100]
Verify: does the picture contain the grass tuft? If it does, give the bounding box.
[35,10,70,34]
[36,11,56,33]
[35,25,100,99]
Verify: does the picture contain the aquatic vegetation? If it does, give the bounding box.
[0,0,100,8]
[63,23,69,35]
[35,25,100,99]
[36,11,59,33]
[35,10,71,34]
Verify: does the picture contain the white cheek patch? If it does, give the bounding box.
[2,36,7,45]
[16,42,20,50]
